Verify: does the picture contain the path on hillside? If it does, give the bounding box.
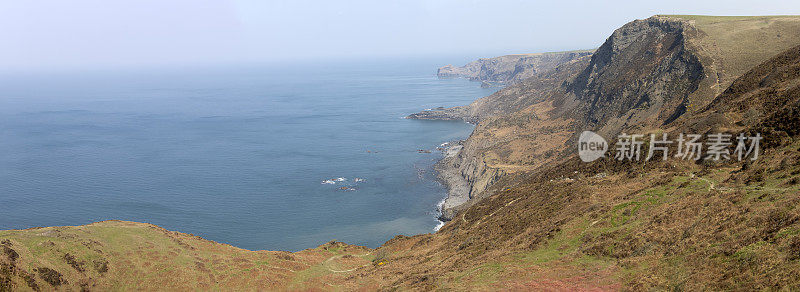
[323,252,372,273]
[692,173,796,193]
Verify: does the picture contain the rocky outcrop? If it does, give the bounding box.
[426,15,800,220]
[433,17,707,220]
[411,54,593,124]
[564,16,705,137]
[405,106,477,123]
[437,51,593,87]
[435,140,507,220]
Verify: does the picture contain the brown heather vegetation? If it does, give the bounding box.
[2,15,800,290]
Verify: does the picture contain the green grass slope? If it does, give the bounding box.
[0,221,373,291]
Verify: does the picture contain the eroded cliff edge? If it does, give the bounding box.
[437,50,593,87]
[417,15,800,220]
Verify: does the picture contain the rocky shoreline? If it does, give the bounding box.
[433,140,470,221]
[413,50,599,220]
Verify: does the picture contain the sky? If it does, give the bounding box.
[2,0,800,72]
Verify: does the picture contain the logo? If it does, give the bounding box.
[577,131,762,163]
[578,131,608,162]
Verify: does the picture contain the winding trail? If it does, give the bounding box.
[691,173,796,193]
[323,252,372,273]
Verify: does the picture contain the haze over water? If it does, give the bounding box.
[0,58,496,251]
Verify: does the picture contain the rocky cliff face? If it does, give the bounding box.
[437,50,593,87]
[426,16,706,220]
[419,15,800,220]
[410,54,592,123]
[564,16,704,137]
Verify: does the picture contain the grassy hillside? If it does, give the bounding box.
[669,15,800,104]
[0,221,374,291]
[383,140,800,290]
[354,40,800,291]
[9,137,798,290]
[410,15,800,214]
[3,15,800,290]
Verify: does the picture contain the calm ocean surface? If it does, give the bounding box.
[0,58,495,251]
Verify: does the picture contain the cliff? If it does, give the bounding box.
[436,50,594,87]
[414,15,800,220]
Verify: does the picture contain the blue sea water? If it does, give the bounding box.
[0,58,495,251]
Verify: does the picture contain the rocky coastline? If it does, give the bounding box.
[433,140,470,221]
[437,50,593,87]
[420,50,598,221]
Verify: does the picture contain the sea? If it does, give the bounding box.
[0,57,496,251]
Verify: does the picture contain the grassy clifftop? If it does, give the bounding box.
[0,221,374,290]
[669,15,800,100]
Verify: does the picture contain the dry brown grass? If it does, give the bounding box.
[3,15,800,291]
[0,221,372,291]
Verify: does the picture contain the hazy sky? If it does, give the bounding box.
[2,0,800,72]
